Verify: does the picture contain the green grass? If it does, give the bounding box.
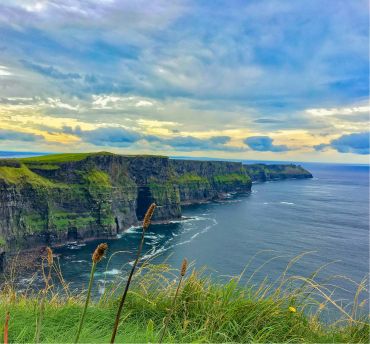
[175,173,210,184]
[22,213,47,232]
[49,211,96,231]
[0,165,60,187]
[83,169,111,187]
[213,173,251,184]
[0,262,368,343]
[18,152,167,165]
[20,152,114,164]
[20,153,92,164]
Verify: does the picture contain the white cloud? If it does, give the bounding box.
[43,98,80,111]
[91,94,157,110]
[0,65,12,76]
[135,100,153,107]
[306,105,369,117]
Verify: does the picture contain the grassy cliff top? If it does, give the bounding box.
[0,263,367,343]
[0,152,311,187]
[17,152,170,164]
[19,152,114,164]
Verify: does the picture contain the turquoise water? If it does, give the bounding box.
[45,163,369,311]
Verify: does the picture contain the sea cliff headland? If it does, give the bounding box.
[0,152,312,260]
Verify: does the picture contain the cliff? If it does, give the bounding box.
[244,163,313,182]
[0,152,312,255]
[170,159,251,204]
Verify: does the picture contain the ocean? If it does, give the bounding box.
[3,153,369,315]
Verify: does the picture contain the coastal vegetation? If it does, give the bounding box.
[0,255,368,343]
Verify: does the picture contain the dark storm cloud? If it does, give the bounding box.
[315,132,370,155]
[244,136,290,152]
[0,129,43,141]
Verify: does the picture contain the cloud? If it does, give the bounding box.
[253,118,284,124]
[0,1,368,162]
[75,126,142,147]
[91,95,157,110]
[313,143,329,152]
[20,60,82,80]
[0,129,43,141]
[244,136,290,152]
[61,125,239,151]
[209,136,231,144]
[0,65,12,76]
[306,105,369,117]
[152,135,239,152]
[315,132,369,155]
[1,0,366,109]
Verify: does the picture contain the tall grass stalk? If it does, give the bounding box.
[74,243,107,343]
[110,203,156,344]
[34,247,53,343]
[159,258,188,343]
[3,311,9,344]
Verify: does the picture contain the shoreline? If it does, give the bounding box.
[1,214,197,273]
[3,192,245,260]
[1,192,245,274]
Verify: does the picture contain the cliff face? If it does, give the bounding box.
[0,153,312,254]
[0,153,250,252]
[170,160,251,204]
[244,163,313,182]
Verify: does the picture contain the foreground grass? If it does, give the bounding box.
[0,262,368,343]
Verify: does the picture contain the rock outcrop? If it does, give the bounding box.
[0,152,312,254]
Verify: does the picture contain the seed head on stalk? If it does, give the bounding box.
[110,203,156,343]
[74,243,108,343]
[143,203,156,230]
[92,243,108,264]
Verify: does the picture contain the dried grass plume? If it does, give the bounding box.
[143,203,156,230]
[92,243,108,263]
[46,246,53,267]
[181,258,188,276]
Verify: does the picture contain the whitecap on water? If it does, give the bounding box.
[67,243,82,250]
[103,268,121,275]
[144,234,158,239]
[280,201,295,205]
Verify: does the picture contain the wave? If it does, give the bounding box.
[139,217,218,262]
[103,268,121,275]
[66,243,82,250]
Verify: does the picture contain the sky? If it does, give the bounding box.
[0,0,368,163]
